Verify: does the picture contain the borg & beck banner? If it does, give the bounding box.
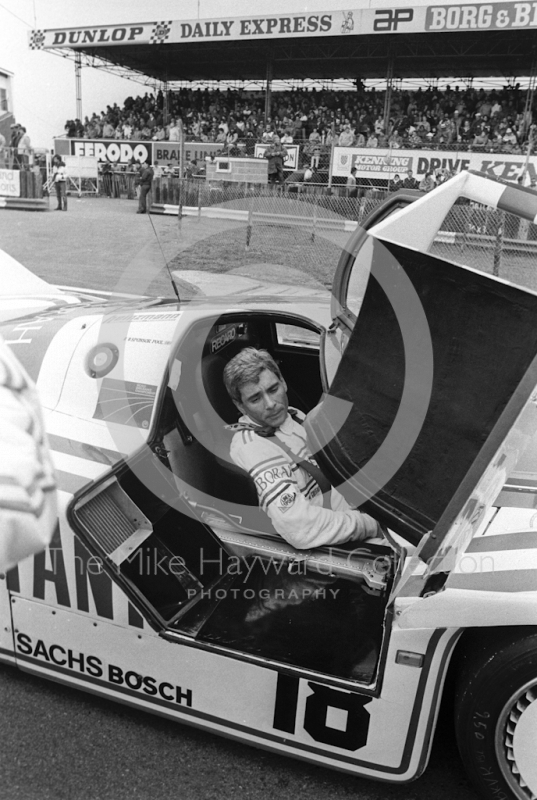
[425,3,537,31]
[332,146,537,184]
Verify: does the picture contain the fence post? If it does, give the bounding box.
[178,177,183,229]
[246,186,254,251]
[311,192,318,242]
[197,179,202,222]
[493,209,503,277]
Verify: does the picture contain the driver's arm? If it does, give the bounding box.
[230,432,379,549]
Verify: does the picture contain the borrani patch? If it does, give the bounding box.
[278,490,297,513]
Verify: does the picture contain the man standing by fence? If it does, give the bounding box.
[136,159,154,214]
[264,136,288,184]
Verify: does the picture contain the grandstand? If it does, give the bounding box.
[31,4,537,190]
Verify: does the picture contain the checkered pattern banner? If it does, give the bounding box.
[150,21,172,44]
[29,30,46,50]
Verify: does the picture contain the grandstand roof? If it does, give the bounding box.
[30,6,537,82]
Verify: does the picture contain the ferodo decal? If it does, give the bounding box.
[15,633,193,707]
[210,325,236,353]
[93,377,157,428]
[274,673,371,750]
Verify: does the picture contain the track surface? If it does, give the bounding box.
[0,197,480,800]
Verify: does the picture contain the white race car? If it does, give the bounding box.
[1,170,536,800]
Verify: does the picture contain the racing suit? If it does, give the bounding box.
[229,410,379,549]
[0,338,57,571]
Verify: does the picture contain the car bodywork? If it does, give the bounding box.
[1,171,537,797]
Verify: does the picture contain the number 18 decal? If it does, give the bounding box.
[273,674,372,751]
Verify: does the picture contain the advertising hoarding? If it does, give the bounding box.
[332,146,537,185]
[0,169,20,197]
[254,143,300,171]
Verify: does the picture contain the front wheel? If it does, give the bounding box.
[454,627,537,800]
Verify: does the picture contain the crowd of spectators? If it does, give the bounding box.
[64,82,537,154]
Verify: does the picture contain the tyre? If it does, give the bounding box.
[454,627,537,800]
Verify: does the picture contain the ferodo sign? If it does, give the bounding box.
[70,139,151,164]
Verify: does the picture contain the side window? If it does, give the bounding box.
[275,323,320,349]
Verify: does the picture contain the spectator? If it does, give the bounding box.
[135,159,154,214]
[168,118,181,141]
[403,168,419,189]
[346,165,358,197]
[102,119,115,139]
[10,123,22,167]
[17,127,32,169]
[264,135,288,184]
[338,124,355,147]
[419,171,435,192]
[391,173,403,191]
[52,154,68,210]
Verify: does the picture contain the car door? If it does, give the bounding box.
[313,172,537,573]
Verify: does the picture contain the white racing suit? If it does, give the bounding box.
[229,410,379,549]
[0,338,57,571]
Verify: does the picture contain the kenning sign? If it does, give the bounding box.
[332,146,537,184]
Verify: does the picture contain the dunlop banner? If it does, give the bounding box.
[30,8,426,50]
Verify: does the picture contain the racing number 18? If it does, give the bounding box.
[273,674,371,751]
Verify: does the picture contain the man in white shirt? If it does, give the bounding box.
[167,119,181,142]
[223,348,380,550]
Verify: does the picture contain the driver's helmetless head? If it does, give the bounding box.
[223,348,288,429]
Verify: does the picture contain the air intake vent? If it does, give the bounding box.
[74,478,153,565]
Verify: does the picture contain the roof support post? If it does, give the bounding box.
[265,58,273,125]
[162,80,169,126]
[383,47,394,134]
[521,52,537,142]
[75,51,82,121]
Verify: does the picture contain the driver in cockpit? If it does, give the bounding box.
[223,347,380,549]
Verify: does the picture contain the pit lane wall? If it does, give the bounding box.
[53,139,537,187]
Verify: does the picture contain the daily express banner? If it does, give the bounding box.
[29,4,537,49]
[29,8,425,49]
[333,147,537,184]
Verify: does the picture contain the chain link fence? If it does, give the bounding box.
[157,179,537,292]
[430,201,537,291]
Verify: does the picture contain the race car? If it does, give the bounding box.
[1,170,537,800]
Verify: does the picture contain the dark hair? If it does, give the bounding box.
[223,348,283,405]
